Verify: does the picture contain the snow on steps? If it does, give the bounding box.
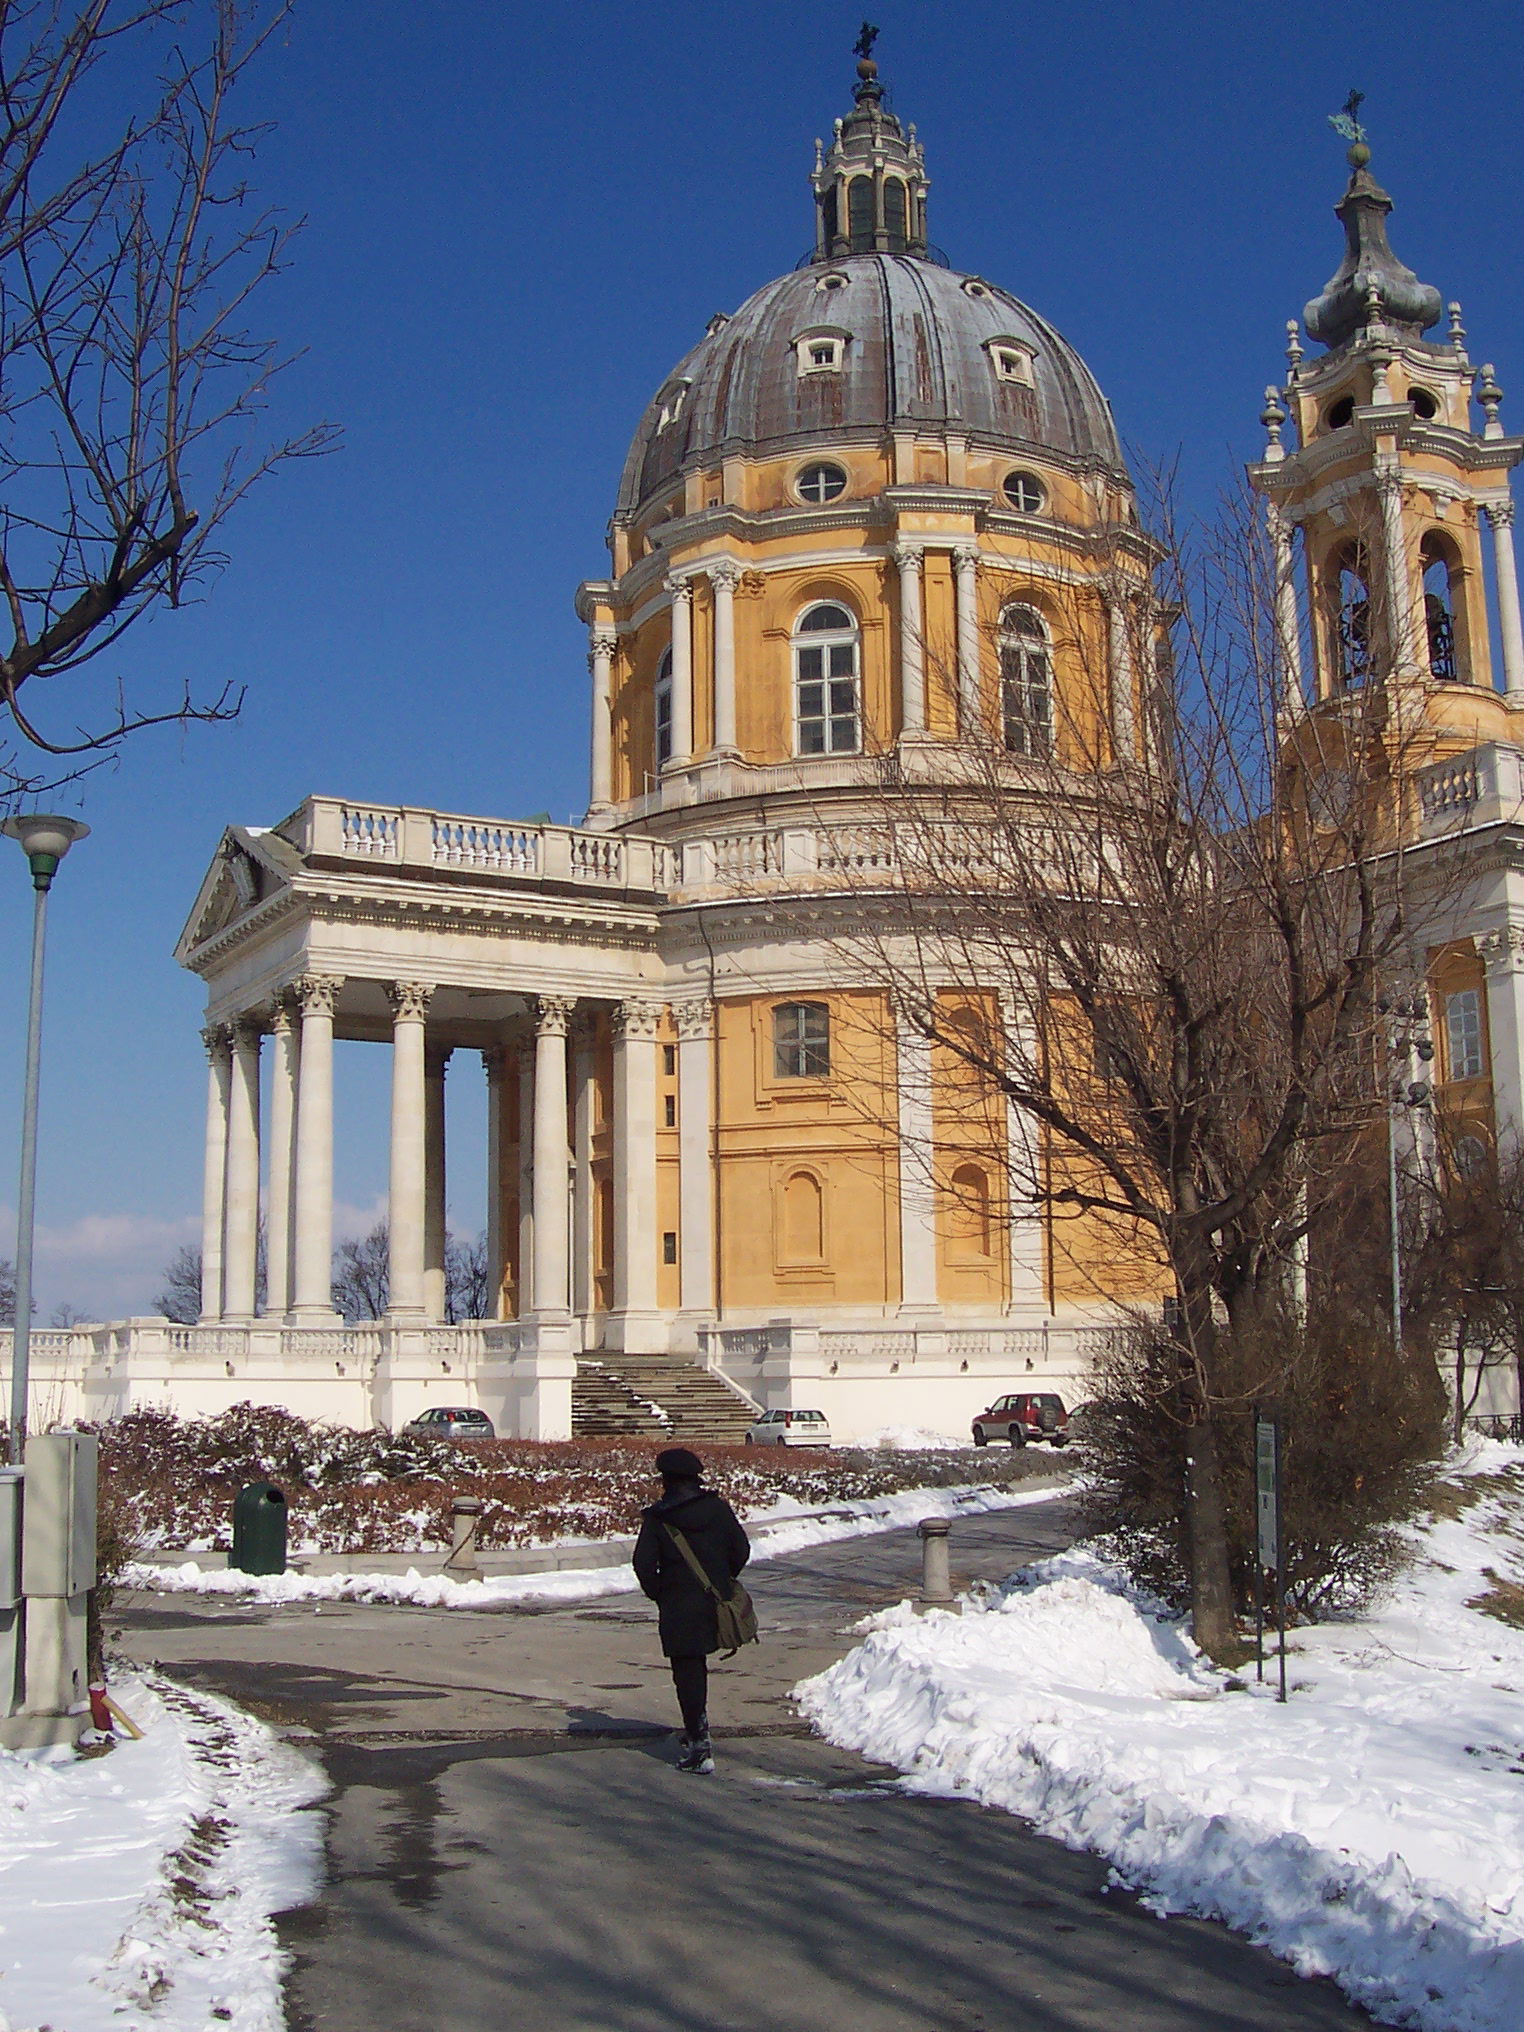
[573,1354,756,1444]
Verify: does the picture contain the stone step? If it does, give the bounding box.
[572,1352,756,1443]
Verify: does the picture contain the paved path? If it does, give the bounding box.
[113,1499,1374,2032]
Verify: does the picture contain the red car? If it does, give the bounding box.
[971,1392,1069,1448]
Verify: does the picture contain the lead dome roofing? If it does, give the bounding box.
[617,252,1125,515]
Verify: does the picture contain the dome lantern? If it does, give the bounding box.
[811,27,928,259]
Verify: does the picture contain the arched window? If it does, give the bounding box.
[947,1163,994,1262]
[1421,538,1461,683]
[884,178,908,251]
[1451,1134,1490,1183]
[847,177,874,251]
[782,1170,825,1261]
[1000,604,1053,758]
[774,1001,830,1078]
[654,648,673,769]
[1331,546,1373,688]
[793,602,860,755]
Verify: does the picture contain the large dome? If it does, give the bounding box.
[618,252,1124,516]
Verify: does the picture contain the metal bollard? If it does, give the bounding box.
[444,1495,482,1576]
[918,1516,953,1606]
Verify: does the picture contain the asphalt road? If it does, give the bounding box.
[113,1496,1376,2032]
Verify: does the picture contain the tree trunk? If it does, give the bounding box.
[1182,1410,1236,1658]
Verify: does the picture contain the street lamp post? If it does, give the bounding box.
[2,815,89,1463]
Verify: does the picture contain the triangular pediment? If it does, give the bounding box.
[175,828,298,964]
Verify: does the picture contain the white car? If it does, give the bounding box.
[744,1408,832,1448]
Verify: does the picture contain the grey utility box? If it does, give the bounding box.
[21,1432,97,1598]
[0,1468,21,1719]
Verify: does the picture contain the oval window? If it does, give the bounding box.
[1002,470,1045,514]
[1410,387,1439,420]
[797,461,848,505]
[1325,395,1356,431]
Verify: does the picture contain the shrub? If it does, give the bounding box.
[1077,1305,1447,1621]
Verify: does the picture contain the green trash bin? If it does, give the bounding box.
[231,1482,288,1575]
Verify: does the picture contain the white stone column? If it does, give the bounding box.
[424,1045,452,1322]
[223,1018,262,1322]
[896,1010,938,1311]
[999,995,1046,1313]
[611,997,662,1346]
[1106,589,1137,761]
[198,1024,232,1321]
[386,981,432,1320]
[1481,928,1524,1149]
[571,1014,596,1321]
[1378,472,1421,676]
[515,1025,535,1316]
[263,998,299,1318]
[953,544,981,734]
[666,575,694,766]
[1485,501,1524,697]
[1266,503,1306,715]
[290,975,342,1321]
[483,1044,507,1319]
[675,998,716,1318]
[588,626,615,811]
[710,561,741,755]
[532,997,574,1319]
[894,540,926,736]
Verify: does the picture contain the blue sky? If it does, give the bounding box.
[1,0,1519,1319]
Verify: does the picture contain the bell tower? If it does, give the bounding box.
[1251,107,1524,733]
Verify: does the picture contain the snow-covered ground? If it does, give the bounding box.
[0,1672,324,2032]
[124,1478,1065,1610]
[797,1439,1524,2032]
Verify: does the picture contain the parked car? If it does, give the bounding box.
[971,1392,1069,1448]
[401,1406,496,1442]
[744,1408,832,1448]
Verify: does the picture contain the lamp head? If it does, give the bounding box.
[0,814,90,891]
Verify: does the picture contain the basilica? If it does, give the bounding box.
[51,51,1524,1441]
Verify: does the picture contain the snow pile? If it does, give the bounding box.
[797,1446,1524,2032]
[126,1477,1067,1609]
[852,1425,972,1452]
[0,1672,325,2031]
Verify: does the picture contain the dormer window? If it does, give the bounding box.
[816,271,850,294]
[793,327,849,377]
[985,336,1035,386]
[655,379,690,432]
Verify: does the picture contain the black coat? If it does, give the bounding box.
[632,1482,751,1658]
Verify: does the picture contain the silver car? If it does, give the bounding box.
[744,1408,832,1448]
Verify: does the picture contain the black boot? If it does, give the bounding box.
[675,1714,714,1774]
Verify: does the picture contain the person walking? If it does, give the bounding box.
[632,1446,751,1774]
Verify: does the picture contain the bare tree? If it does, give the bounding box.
[331,1221,492,1323]
[152,1239,201,1322]
[330,1220,388,1322]
[818,485,1440,1656]
[0,0,337,793]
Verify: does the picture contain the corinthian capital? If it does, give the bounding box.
[664,573,694,607]
[535,994,577,1037]
[952,543,979,573]
[1485,499,1516,532]
[1479,927,1524,973]
[200,1022,231,1061]
[673,996,716,1042]
[387,980,434,1022]
[613,996,664,1040]
[708,560,743,594]
[588,625,617,659]
[294,974,344,1019]
[892,539,925,571]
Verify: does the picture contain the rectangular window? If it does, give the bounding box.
[664,1094,676,1127]
[655,678,673,768]
[662,1231,678,1265]
[774,1002,830,1078]
[1446,988,1485,1081]
[663,1044,676,1075]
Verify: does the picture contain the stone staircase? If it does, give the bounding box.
[572,1352,757,1446]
